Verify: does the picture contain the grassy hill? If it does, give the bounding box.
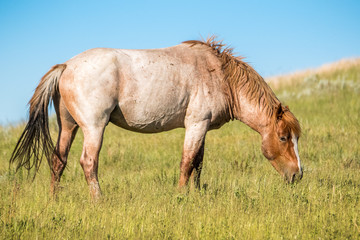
[1,58,359,239]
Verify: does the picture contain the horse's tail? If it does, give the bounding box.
[10,64,67,177]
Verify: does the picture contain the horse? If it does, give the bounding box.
[10,37,302,200]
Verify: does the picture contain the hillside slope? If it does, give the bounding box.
[267,58,360,89]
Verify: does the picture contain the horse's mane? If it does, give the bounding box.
[183,36,301,136]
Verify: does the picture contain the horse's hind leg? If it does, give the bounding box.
[51,98,78,196]
[79,126,105,201]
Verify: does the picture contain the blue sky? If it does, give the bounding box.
[1,0,359,125]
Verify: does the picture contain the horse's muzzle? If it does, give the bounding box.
[287,169,303,184]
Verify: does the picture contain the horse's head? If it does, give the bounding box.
[261,104,302,183]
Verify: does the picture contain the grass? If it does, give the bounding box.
[1,59,360,239]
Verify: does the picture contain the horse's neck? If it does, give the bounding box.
[235,96,272,136]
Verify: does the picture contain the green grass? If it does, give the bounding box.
[1,61,360,239]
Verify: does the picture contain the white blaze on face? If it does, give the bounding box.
[291,134,302,173]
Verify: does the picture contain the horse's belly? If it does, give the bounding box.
[109,103,186,133]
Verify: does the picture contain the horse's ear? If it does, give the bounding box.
[276,103,284,120]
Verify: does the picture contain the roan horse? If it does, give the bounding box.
[10,37,302,200]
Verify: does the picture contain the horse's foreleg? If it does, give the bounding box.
[179,121,209,188]
[80,127,105,201]
[191,141,205,189]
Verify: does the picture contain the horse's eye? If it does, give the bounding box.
[280,136,287,142]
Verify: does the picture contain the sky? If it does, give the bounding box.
[0,0,359,125]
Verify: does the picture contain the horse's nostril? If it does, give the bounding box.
[293,171,303,183]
